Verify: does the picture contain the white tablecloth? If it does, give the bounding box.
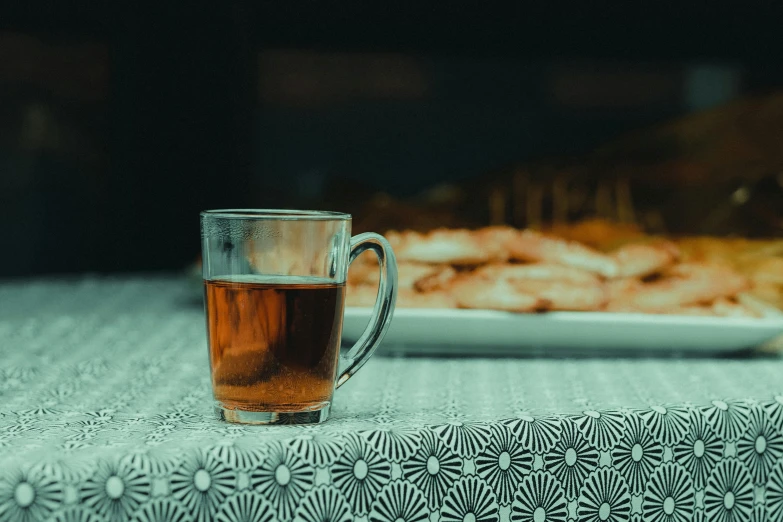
[1,276,782,521]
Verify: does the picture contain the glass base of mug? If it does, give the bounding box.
[215,402,331,425]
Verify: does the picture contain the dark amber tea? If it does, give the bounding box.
[205,276,345,412]
[201,209,396,425]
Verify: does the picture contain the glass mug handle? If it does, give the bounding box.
[336,233,398,388]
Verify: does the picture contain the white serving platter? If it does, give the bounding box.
[342,307,783,356]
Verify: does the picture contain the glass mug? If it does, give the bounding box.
[200,209,397,424]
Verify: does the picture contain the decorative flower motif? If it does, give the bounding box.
[703,459,754,522]
[80,459,151,520]
[215,491,276,522]
[642,462,695,522]
[502,415,562,454]
[543,419,599,500]
[48,506,102,522]
[1,420,37,437]
[576,467,631,522]
[332,433,391,516]
[150,410,203,426]
[611,412,663,495]
[673,410,724,490]
[81,410,115,424]
[121,446,183,477]
[702,400,751,442]
[574,410,625,451]
[440,475,499,522]
[131,498,189,522]
[768,460,783,522]
[511,470,568,522]
[65,422,103,442]
[639,405,691,446]
[68,413,112,430]
[1,366,38,384]
[251,442,314,521]
[210,439,267,471]
[430,421,492,459]
[368,480,428,522]
[0,467,63,522]
[750,504,766,522]
[30,458,94,485]
[15,407,62,417]
[213,424,255,438]
[170,448,236,522]
[737,405,783,484]
[59,440,92,452]
[105,416,151,438]
[73,359,111,378]
[144,429,175,445]
[293,485,352,522]
[476,423,533,505]
[48,381,78,401]
[401,429,462,510]
[764,394,783,434]
[288,433,344,467]
[361,427,423,462]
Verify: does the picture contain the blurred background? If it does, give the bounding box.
[2,4,782,277]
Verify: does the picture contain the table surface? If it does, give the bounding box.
[1,276,783,521]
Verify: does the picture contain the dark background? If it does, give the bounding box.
[1,4,782,277]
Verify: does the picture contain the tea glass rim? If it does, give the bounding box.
[201,209,351,221]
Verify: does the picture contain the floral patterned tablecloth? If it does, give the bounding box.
[1,276,783,521]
